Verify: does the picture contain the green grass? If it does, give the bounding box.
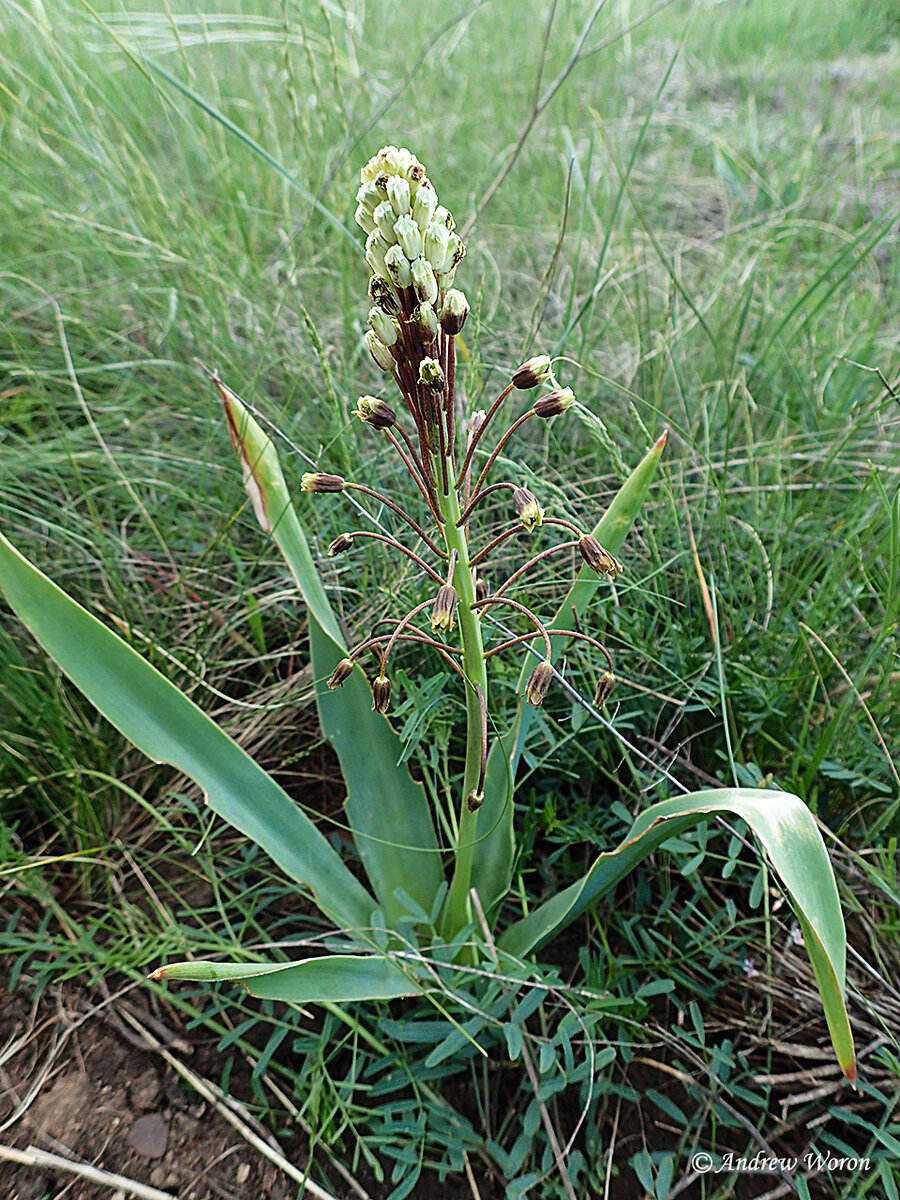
[2,0,900,1195]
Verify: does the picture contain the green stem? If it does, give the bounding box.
[437,467,488,943]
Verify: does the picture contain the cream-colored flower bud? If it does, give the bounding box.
[410,303,439,342]
[407,162,426,195]
[418,357,445,394]
[384,245,412,289]
[433,204,455,230]
[512,486,543,532]
[387,174,411,216]
[412,182,437,231]
[373,200,396,242]
[365,329,395,372]
[424,223,450,272]
[447,233,465,269]
[365,229,390,279]
[411,256,438,306]
[354,204,376,234]
[354,395,397,429]
[394,214,423,261]
[369,306,398,347]
[533,387,575,418]
[431,583,458,633]
[356,179,381,209]
[440,289,469,335]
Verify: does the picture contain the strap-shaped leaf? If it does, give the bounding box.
[498,787,856,1081]
[151,954,422,1003]
[0,531,375,934]
[472,432,667,914]
[218,381,444,926]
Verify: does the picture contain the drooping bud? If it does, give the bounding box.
[440,289,469,335]
[394,214,424,261]
[371,673,391,714]
[327,658,355,689]
[328,533,354,556]
[387,174,411,216]
[412,182,437,230]
[431,583,459,633]
[354,395,397,429]
[578,535,623,578]
[369,307,398,347]
[466,790,484,814]
[418,357,445,395]
[533,387,575,418]
[512,487,544,532]
[411,256,438,306]
[301,472,345,493]
[524,660,554,707]
[474,572,489,602]
[409,303,439,343]
[369,275,401,316]
[384,244,412,289]
[512,355,552,390]
[365,329,396,372]
[594,671,616,707]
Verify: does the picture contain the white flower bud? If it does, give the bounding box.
[384,244,412,289]
[387,174,411,216]
[373,200,396,242]
[365,329,395,372]
[424,223,450,272]
[369,306,398,347]
[365,229,390,279]
[411,256,438,306]
[418,357,445,394]
[356,179,381,209]
[354,204,376,234]
[440,289,469,334]
[412,182,437,231]
[433,205,455,230]
[447,233,465,269]
[394,214,424,261]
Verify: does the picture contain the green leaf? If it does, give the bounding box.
[472,431,667,914]
[498,787,856,1081]
[217,380,444,927]
[0,530,375,934]
[151,954,423,1003]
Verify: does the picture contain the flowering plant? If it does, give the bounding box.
[0,146,855,1081]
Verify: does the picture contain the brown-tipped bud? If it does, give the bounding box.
[533,387,575,418]
[301,472,345,494]
[418,357,445,395]
[409,303,439,343]
[513,486,544,532]
[594,670,615,707]
[466,790,484,813]
[512,354,552,390]
[328,533,354,557]
[440,289,469,335]
[431,583,459,634]
[354,395,397,429]
[327,658,355,690]
[524,659,554,707]
[578,535,623,578]
[369,275,401,316]
[474,574,489,602]
[371,673,391,713]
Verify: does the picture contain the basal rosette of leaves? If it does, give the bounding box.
[0,145,855,1083]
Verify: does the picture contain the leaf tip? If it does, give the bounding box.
[146,966,167,982]
[653,428,668,453]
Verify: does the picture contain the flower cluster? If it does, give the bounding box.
[307,146,622,761]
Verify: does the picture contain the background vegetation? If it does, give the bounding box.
[1,0,898,1196]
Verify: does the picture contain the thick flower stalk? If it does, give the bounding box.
[307,146,621,938]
